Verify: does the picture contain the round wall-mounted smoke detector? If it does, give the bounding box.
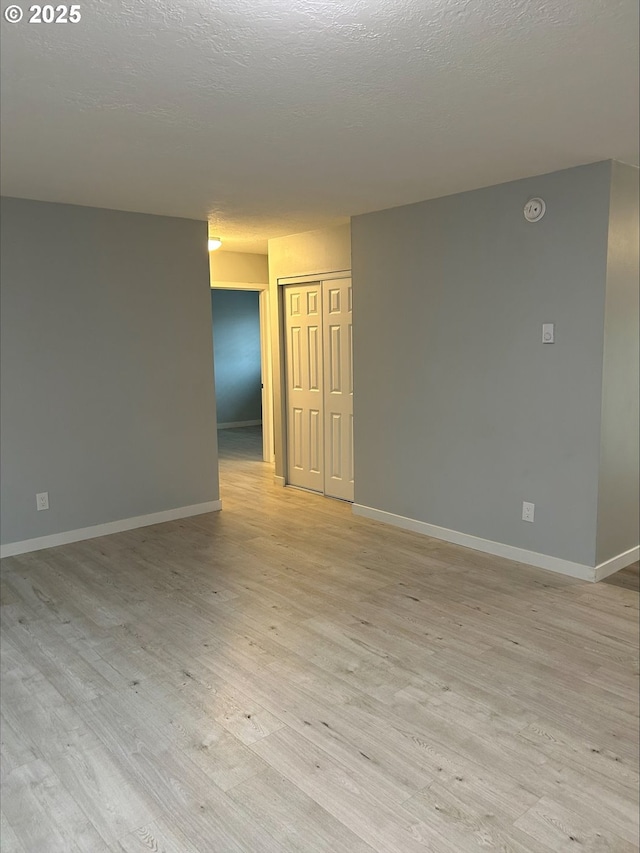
[523,198,546,222]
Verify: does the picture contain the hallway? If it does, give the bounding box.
[217,424,264,465]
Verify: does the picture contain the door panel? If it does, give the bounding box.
[328,325,342,392]
[323,278,354,501]
[290,327,302,389]
[284,285,324,492]
[329,412,342,478]
[308,325,321,391]
[310,409,321,473]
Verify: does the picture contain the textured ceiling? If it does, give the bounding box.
[1,0,638,253]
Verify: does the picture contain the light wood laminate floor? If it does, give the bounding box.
[1,426,638,852]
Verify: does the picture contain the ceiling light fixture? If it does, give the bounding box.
[208,237,222,251]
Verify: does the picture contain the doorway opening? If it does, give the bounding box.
[210,282,274,474]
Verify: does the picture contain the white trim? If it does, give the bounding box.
[0,501,222,559]
[274,475,286,487]
[594,547,640,582]
[351,504,633,583]
[217,420,262,430]
[277,270,351,286]
[259,290,275,463]
[211,281,268,291]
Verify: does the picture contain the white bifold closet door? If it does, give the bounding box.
[284,284,324,494]
[322,278,354,501]
[284,279,354,501]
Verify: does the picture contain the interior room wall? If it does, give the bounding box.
[351,162,617,569]
[0,197,219,552]
[211,289,262,427]
[596,162,640,563]
[268,223,352,480]
[210,250,269,285]
[268,224,351,282]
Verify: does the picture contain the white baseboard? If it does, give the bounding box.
[0,500,222,559]
[594,547,640,582]
[274,475,286,488]
[352,504,638,583]
[217,420,262,430]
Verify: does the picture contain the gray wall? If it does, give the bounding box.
[0,197,218,546]
[596,162,640,563]
[352,162,614,567]
[211,289,262,425]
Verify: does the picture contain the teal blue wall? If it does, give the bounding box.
[211,289,262,425]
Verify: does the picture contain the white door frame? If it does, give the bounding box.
[211,281,274,464]
[278,270,352,285]
[276,269,352,488]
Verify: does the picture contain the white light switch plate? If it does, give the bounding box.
[542,323,555,343]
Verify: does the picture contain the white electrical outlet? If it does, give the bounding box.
[522,501,535,523]
[36,492,49,511]
[542,323,555,343]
